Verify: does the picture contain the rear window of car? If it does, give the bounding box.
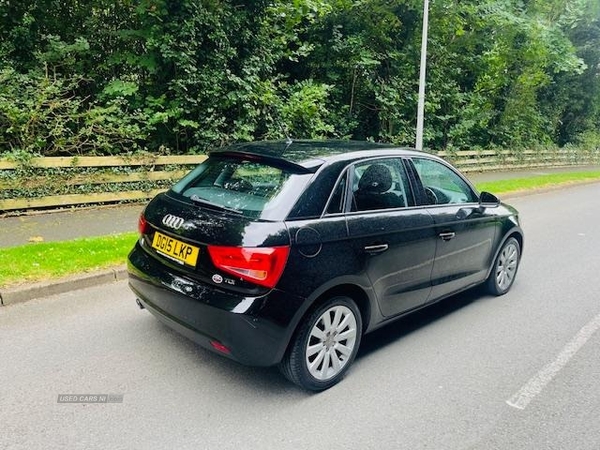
[170,156,311,220]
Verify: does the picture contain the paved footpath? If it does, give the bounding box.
[0,204,143,248]
[1,165,599,249]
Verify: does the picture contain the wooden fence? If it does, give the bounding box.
[437,147,600,172]
[0,155,207,211]
[0,147,599,212]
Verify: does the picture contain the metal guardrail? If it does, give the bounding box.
[0,149,598,212]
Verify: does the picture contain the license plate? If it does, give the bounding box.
[151,231,199,267]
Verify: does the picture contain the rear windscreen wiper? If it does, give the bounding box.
[189,194,243,215]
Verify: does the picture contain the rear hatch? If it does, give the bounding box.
[138,152,315,293]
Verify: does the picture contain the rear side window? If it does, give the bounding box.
[350,158,412,212]
[325,171,348,215]
[171,157,310,219]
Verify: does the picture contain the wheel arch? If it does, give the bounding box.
[278,283,371,390]
[509,230,524,255]
[278,280,374,363]
[308,284,372,334]
[486,227,524,279]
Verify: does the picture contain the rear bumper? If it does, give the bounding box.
[127,242,306,366]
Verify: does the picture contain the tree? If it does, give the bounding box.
[0,0,599,155]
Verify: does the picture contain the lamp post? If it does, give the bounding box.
[415,0,429,151]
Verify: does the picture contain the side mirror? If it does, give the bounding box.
[479,191,500,207]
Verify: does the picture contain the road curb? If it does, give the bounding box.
[0,265,127,306]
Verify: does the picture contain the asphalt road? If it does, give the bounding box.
[2,183,600,450]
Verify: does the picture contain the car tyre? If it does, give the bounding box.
[279,296,362,391]
[485,237,521,296]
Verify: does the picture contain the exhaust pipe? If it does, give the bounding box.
[135,298,145,310]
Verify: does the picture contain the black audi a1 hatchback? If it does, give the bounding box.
[128,140,523,391]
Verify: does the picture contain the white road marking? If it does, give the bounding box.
[507,312,600,410]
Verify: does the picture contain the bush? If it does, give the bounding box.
[0,68,147,156]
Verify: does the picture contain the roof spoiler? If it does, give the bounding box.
[209,150,319,174]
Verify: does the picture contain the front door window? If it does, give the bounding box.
[412,158,477,205]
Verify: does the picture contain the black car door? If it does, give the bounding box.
[409,157,500,300]
[345,158,437,317]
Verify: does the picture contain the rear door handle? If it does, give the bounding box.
[439,232,456,241]
[364,244,389,254]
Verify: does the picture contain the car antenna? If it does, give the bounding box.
[276,119,293,146]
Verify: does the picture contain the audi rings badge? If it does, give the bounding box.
[162,214,185,230]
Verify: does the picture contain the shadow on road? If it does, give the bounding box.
[358,286,489,359]
[143,316,308,398]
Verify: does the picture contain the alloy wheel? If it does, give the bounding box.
[305,305,358,381]
[496,242,519,291]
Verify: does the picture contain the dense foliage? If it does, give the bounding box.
[1,0,599,156]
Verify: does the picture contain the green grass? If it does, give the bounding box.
[2,170,600,288]
[0,232,137,288]
[474,171,600,195]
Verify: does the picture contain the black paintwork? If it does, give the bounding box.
[128,140,523,366]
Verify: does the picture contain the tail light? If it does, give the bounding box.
[138,213,150,235]
[207,246,290,289]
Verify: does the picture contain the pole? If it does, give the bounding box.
[416,0,429,151]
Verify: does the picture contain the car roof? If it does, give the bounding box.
[210,139,428,170]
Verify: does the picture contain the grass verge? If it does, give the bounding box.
[0,232,137,288]
[474,170,600,195]
[2,170,600,288]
